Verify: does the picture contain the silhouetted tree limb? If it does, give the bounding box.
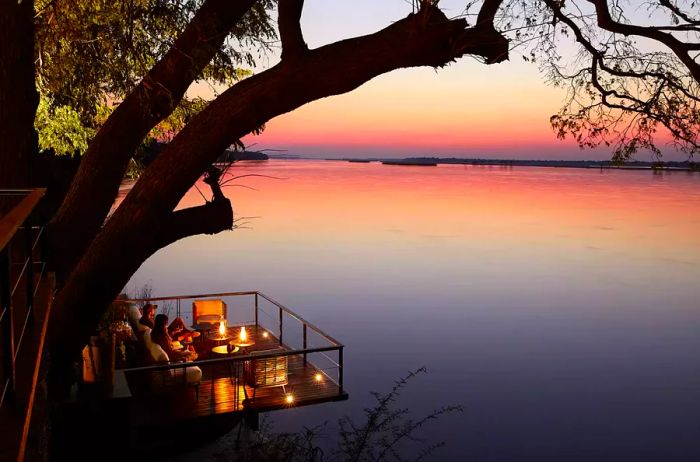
[51,1,508,358]
[584,0,700,81]
[488,0,700,159]
[155,198,233,252]
[48,0,258,279]
[657,0,700,26]
[279,0,307,60]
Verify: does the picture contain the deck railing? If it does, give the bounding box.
[123,291,344,397]
[0,188,51,462]
[0,189,47,409]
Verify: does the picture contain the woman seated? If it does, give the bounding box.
[151,314,198,362]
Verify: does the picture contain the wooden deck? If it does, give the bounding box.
[125,325,347,425]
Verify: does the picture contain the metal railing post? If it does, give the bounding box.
[254,293,259,326]
[25,226,34,319]
[303,324,307,365]
[1,247,15,400]
[278,306,283,346]
[338,346,344,395]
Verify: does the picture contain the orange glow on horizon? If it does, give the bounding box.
[171,161,700,262]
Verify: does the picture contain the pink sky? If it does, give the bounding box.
[193,1,681,161]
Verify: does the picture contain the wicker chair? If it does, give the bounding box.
[244,348,289,400]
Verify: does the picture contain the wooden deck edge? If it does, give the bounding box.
[248,392,350,415]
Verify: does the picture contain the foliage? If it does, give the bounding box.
[34,95,96,155]
[149,97,211,142]
[466,0,700,161]
[229,368,463,462]
[33,0,276,154]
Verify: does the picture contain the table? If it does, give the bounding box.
[210,343,243,394]
[207,330,233,346]
[211,344,240,355]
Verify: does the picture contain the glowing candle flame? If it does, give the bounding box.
[240,326,247,342]
[218,321,226,336]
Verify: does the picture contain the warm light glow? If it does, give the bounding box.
[285,394,294,404]
[262,331,269,338]
[218,321,226,336]
[314,373,323,382]
[240,326,248,342]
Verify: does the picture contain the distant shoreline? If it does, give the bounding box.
[323,157,699,172]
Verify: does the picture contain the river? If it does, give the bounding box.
[128,160,700,461]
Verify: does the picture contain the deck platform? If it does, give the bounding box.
[124,322,346,425]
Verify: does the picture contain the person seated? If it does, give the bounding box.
[168,316,196,341]
[151,314,197,362]
[139,303,156,330]
[142,315,202,390]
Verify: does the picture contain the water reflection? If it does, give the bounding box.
[129,161,700,461]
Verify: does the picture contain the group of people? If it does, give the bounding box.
[139,304,198,362]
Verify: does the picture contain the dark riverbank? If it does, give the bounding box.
[329,157,700,171]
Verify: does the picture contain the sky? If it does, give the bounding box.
[195,0,679,161]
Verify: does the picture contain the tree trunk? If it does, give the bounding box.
[47,0,257,279]
[0,0,38,190]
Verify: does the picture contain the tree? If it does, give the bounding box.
[33,0,275,156]
[30,0,509,382]
[2,0,696,391]
[477,0,699,160]
[0,0,38,188]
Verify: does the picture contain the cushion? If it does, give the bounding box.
[143,329,169,363]
[196,314,222,325]
[193,299,226,320]
[127,304,142,326]
[184,366,202,384]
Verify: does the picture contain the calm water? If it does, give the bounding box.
[129,160,700,461]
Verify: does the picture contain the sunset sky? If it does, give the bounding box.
[193,0,677,161]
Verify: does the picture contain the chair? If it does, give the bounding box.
[192,299,227,328]
[244,348,289,401]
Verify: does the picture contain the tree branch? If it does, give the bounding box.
[659,0,700,25]
[48,0,259,279]
[477,0,505,26]
[154,198,233,252]
[279,0,307,60]
[585,0,700,81]
[52,2,509,357]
